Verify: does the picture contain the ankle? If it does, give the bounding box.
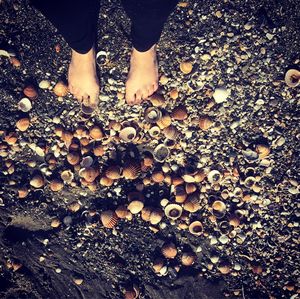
[71,47,95,62]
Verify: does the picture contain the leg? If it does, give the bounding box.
[31,0,100,107]
[121,0,178,105]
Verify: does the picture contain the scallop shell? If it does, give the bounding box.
[163,125,179,140]
[61,169,74,183]
[148,126,161,138]
[122,160,141,179]
[189,221,203,236]
[207,170,222,184]
[153,144,170,162]
[145,107,162,123]
[255,144,270,159]
[23,85,38,100]
[53,81,68,97]
[49,179,64,192]
[180,61,193,74]
[100,210,118,228]
[30,174,44,188]
[199,116,213,130]
[89,125,103,140]
[99,176,114,186]
[128,200,144,214]
[285,69,300,87]
[174,184,187,203]
[18,98,32,112]
[171,104,188,120]
[119,127,137,142]
[181,252,196,266]
[148,93,165,107]
[149,208,163,225]
[156,113,172,129]
[93,145,105,156]
[183,193,201,213]
[164,203,182,220]
[151,170,165,183]
[16,118,30,131]
[169,88,179,100]
[141,207,152,221]
[79,167,99,183]
[161,242,177,259]
[67,151,80,165]
[105,165,121,180]
[185,183,197,194]
[115,205,128,219]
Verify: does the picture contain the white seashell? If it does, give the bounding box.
[207,170,222,184]
[96,51,108,65]
[213,87,230,103]
[39,80,50,89]
[148,126,161,138]
[119,127,137,142]
[153,144,170,162]
[144,107,162,123]
[18,98,32,112]
[164,203,182,220]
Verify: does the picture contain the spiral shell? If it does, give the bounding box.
[115,205,128,219]
[171,104,188,120]
[180,61,193,74]
[119,127,137,142]
[16,118,30,131]
[285,69,300,87]
[105,165,121,180]
[181,252,196,266]
[163,125,179,140]
[148,93,165,107]
[121,160,140,179]
[30,174,44,188]
[156,113,172,129]
[89,125,103,140]
[18,98,32,112]
[128,200,144,214]
[100,210,118,228]
[49,179,64,192]
[53,81,68,97]
[161,242,177,259]
[145,107,162,123]
[164,203,182,220]
[67,151,80,166]
[199,116,213,130]
[183,193,201,213]
[255,144,270,159]
[189,221,203,236]
[23,85,38,100]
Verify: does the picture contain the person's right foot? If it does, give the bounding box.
[68,47,100,108]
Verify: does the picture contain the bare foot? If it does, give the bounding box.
[125,44,159,105]
[68,47,100,109]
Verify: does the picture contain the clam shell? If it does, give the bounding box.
[199,116,213,130]
[183,193,201,213]
[152,257,164,273]
[285,69,300,87]
[161,242,177,259]
[4,132,18,145]
[93,145,105,156]
[80,156,94,168]
[181,252,196,266]
[68,201,81,212]
[96,50,108,66]
[207,170,222,184]
[163,125,179,140]
[79,167,99,183]
[53,81,68,97]
[148,93,165,107]
[145,107,162,123]
[141,207,152,221]
[164,203,182,220]
[115,205,128,219]
[153,144,170,162]
[119,127,137,142]
[18,98,32,112]
[156,113,172,129]
[16,118,30,131]
[49,179,64,192]
[99,176,114,186]
[23,85,38,100]
[89,125,103,140]
[174,184,187,203]
[30,174,44,188]
[122,160,141,179]
[217,261,231,274]
[171,104,188,120]
[189,221,203,235]
[169,88,179,100]
[128,200,144,214]
[180,61,193,74]
[151,170,165,183]
[100,210,118,228]
[149,208,163,225]
[18,187,29,198]
[148,126,161,138]
[67,151,80,165]
[105,165,121,180]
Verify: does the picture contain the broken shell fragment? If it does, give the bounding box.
[38,80,50,89]
[164,203,183,220]
[199,116,213,130]
[23,85,38,100]
[18,98,32,112]
[53,81,68,97]
[16,118,30,131]
[189,221,203,236]
[119,127,137,142]
[100,210,118,228]
[213,87,230,103]
[180,61,193,74]
[61,169,74,183]
[153,144,170,163]
[284,69,300,87]
[161,242,177,259]
[255,144,270,159]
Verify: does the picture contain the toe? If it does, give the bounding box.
[153,82,159,92]
[135,90,142,104]
[125,86,136,105]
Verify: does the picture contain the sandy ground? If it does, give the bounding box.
[0,0,299,298]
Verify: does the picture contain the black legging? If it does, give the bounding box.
[31,0,178,54]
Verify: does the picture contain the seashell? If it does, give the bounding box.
[93,144,105,156]
[284,69,300,87]
[185,183,197,194]
[122,160,141,179]
[244,176,256,188]
[61,130,73,147]
[53,81,68,97]
[174,184,187,203]
[10,57,21,67]
[100,210,118,228]
[213,87,230,103]
[148,126,161,138]
[183,193,201,213]
[156,113,172,129]
[96,50,108,66]
[128,200,144,214]
[61,169,74,183]
[217,261,231,274]
[181,252,196,266]
[141,207,152,221]
[51,218,61,228]
[18,187,28,199]
[159,74,169,85]
[115,205,128,219]
[4,132,17,145]
[171,104,188,120]
[180,61,193,74]
[18,98,32,112]
[198,116,213,130]
[49,179,64,192]
[153,144,170,162]
[38,80,50,89]
[145,107,162,123]
[151,170,165,183]
[189,221,203,236]
[148,93,165,107]
[212,200,226,218]
[194,170,206,183]
[81,103,96,115]
[207,170,222,184]
[16,118,30,131]
[89,125,103,140]
[255,144,270,159]
[119,127,137,142]
[80,156,94,168]
[68,201,81,212]
[163,138,176,148]
[30,174,44,188]
[67,151,80,165]
[161,242,177,259]
[79,167,99,183]
[105,165,121,180]
[163,125,179,140]
[23,85,38,100]
[152,257,164,273]
[164,203,182,220]
[149,208,163,225]
[124,286,139,299]
[99,176,114,186]
[169,88,179,100]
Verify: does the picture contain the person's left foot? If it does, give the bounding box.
[125,45,159,105]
